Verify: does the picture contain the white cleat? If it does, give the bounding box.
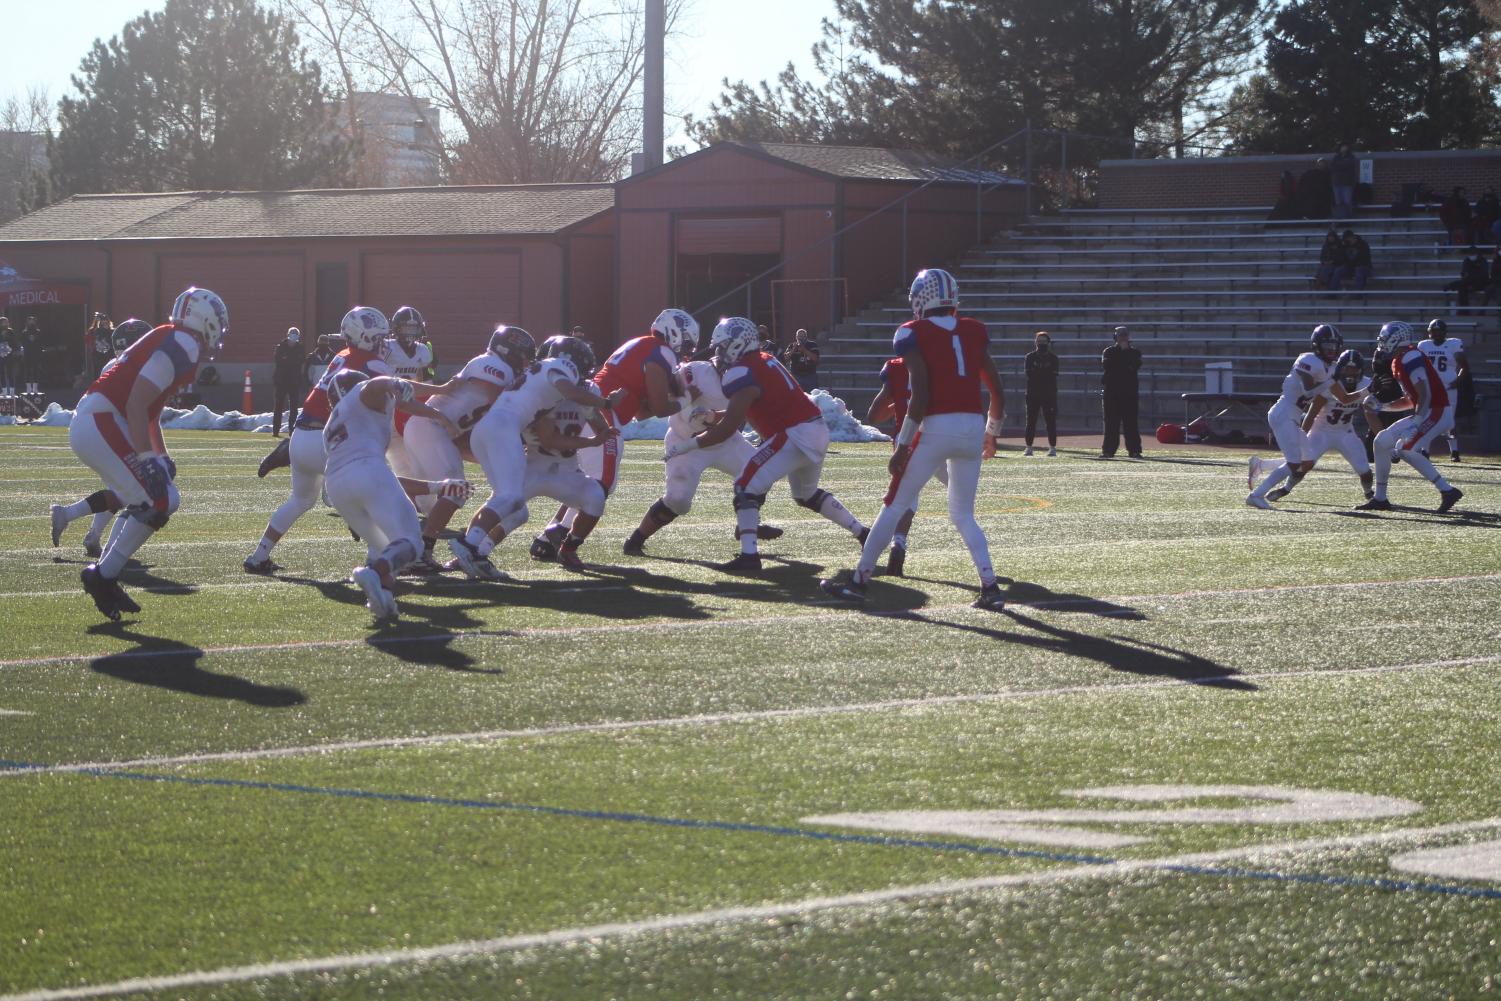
[1247,455,1262,490]
[448,537,511,582]
[1245,493,1272,510]
[50,504,68,547]
[352,566,398,621]
[1023,446,1034,456]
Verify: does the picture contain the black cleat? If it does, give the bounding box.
[1437,487,1464,513]
[885,543,907,577]
[1451,452,1462,463]
[257,437,292,478]
[818,577,866,603]
[622,534,646,556]
[109,578,141,614]
[81,564,122,621]
[399,552,445,576]
[243,556,282,575]
[718,552,763,575]
[84,538,102,558]
[756,524,784,541]
[529,535,558,562]
[1354,497,1392,512]
[972,583,1006,611]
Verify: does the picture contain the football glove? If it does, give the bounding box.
[130,454,171,504]
[663,438,701,462]
[435,478,473,504]
[163,455,178,481]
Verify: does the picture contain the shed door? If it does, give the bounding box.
[361,251,520,353]
[158,253,303,364]
[675,217,781,256]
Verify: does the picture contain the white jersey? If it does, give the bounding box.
[381,338,433,380]
[1273,352,1330,415]
[481,358,579,430]
[323,386,396,477]
[523,398,591,463]
[669,360,729,437]
[1417,337,1463,389]
[428,353,516,429]
[1310,375,1370,435]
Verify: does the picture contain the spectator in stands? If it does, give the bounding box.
[1487,246,1501,307]
[1297,157,1333,219]
[1023,330,1059,456]
[1315,230,1342,289]
[271,326,306,436]
[1330,229,1372,291]
[756,324,776,356]
[1439,186,1472,245]
[1100,326,1143,459]
[86,312,114,378]
[1446,246,1490,315]
[1474,187,1499,245]
[0,318,15,394]
[1330,144,1359,219]
[781,327,821,391]
[1268,170,1300,221]
[304,333,336,386]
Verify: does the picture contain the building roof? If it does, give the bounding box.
[0,183,616,242]
[724,141,1018,185]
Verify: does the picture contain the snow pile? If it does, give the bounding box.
[620,415,670,441]
[0,415,14,426]
[160,405,273,433]
[813,390,890,443]
[33,403,75,427]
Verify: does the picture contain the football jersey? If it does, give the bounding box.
[1313,376,1371,432]
[1417,337,1464,388]
[1394,347,1450,414]
[382,338,434,380]
[425,353,517,432]
[323,382,395,477]
[892,315,990,417]
[525,397,591,461]
[1274,352,1331,413]
[484,358,579,428]
[720,351,819,438]
[669,360,730,437]
[879,356,911,426]
[300,347,392,425]
[88,324,200,420]
[594,334,677,423]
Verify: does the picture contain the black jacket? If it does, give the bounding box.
[1025,348,1059,393]
[273,339,307,387]
[1101,343,1142,393]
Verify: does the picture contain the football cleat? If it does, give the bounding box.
[756,524,784,541]
[973,583,1007,611]
[109,577,141,614]
[1363,486,1375,500]
[352,566,398,621]
[83,537,102,558]
[1437,487,1463,513]
[557,547,585,571]
[1451,452,1462,463]
[718,552,763,575]
[529,534,559,562]
[446,538,493,580]
[1354,497,1392,511]
[81,564,122,622]
[1245,493,1272,510]
[242,556,282,575]
[886,543,907,578]
[622,534,646,556]
[1266,487,1290,502]
[258,437,292,478]
[1047,447,1057,457]
[50,504,67,547]
[818,577,866,603]
[1023,446,1034,456]
[399,551,446,576]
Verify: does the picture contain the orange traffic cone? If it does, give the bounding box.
[241,370,254,414]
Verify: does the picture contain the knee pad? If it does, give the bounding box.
[380,537,419,573]
[86,489,121,514]
[649,498,682,524]
[795,488,829,512]
[483,492,524,522]
[732,487,766,512]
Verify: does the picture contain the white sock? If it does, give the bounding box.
[736,508,759,554]
[62,499,92,522]
[464,525,491,555]
[1252,464,1291,498]
[251,536,274,562]
[99,517,155,577]
[814,493,862,534]
[85,511,111,541]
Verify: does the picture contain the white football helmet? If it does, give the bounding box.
[709,317,760,369]
[170,287,229,351]
[651,308,701,358]
[341,306,390,352]
[909,268,959,318]
[1375,321,1415,356]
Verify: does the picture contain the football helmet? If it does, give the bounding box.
[1334,348,1365,389]
[390,306,425,347]
[170,287,229,351]
[540,334,597,381]
[1375,321,1415,356]
[651,308,700,358]
[286,326,301,344]
[1310,323,1343,361]
[487,325,536,372]
[709,316,760,369]
[112,318,151,355]
[340,307,389,352]
[909,268,960,318]
[1426,318,1448,344]
[326,368,370,407]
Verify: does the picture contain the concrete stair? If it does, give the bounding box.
[822,208,1500,435]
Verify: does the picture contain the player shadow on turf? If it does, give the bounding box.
[1330,506,1501,526]
[563,554,864,605]
[884,577,1146,620]
[86,625,308,706]
[48,555,200,593]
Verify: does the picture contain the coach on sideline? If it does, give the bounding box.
[1101,325,1143,458]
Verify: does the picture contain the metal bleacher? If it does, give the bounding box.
[823,206,1500,434]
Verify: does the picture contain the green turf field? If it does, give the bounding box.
[2,425,1500,1000]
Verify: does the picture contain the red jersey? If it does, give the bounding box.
[300,346,392,426]
[594,334,677,423]
[1393,347,1450,415]
[879,356,911,426]
[87,323,200,419]
[720,351,819,437]
[893,315,990,416]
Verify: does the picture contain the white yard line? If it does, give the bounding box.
[0,709,32,717]
[5,815,1498,1001]
[6,655,1495,778]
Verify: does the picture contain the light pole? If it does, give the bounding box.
[643,0,664,170]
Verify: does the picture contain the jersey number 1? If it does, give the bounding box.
[951,334,967,377]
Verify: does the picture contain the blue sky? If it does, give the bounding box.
[0,0,838,147]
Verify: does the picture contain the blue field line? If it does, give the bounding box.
[9,759,1501,903]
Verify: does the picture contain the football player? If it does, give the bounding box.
[819,269,1005,608]
[455,335,621,571]
[320,369,467,621]
[50,319,153,558]
[402,325,536,570]
[670,316,866,574]
[382,306,433,379]
[244,307,395,573]
[864,351,950,577]
[1356,321,1463,512]
[1246,324,1362,509]
[69,288,227,620]
[531,307,692,561]
[1416,319,1468,462]
[1268,348,1377,502]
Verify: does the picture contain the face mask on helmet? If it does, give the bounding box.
[651,308,701,358]
[391,306,425,347]
[170,287,229,353]
[710,317,759,371]
[340,307,390,352]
